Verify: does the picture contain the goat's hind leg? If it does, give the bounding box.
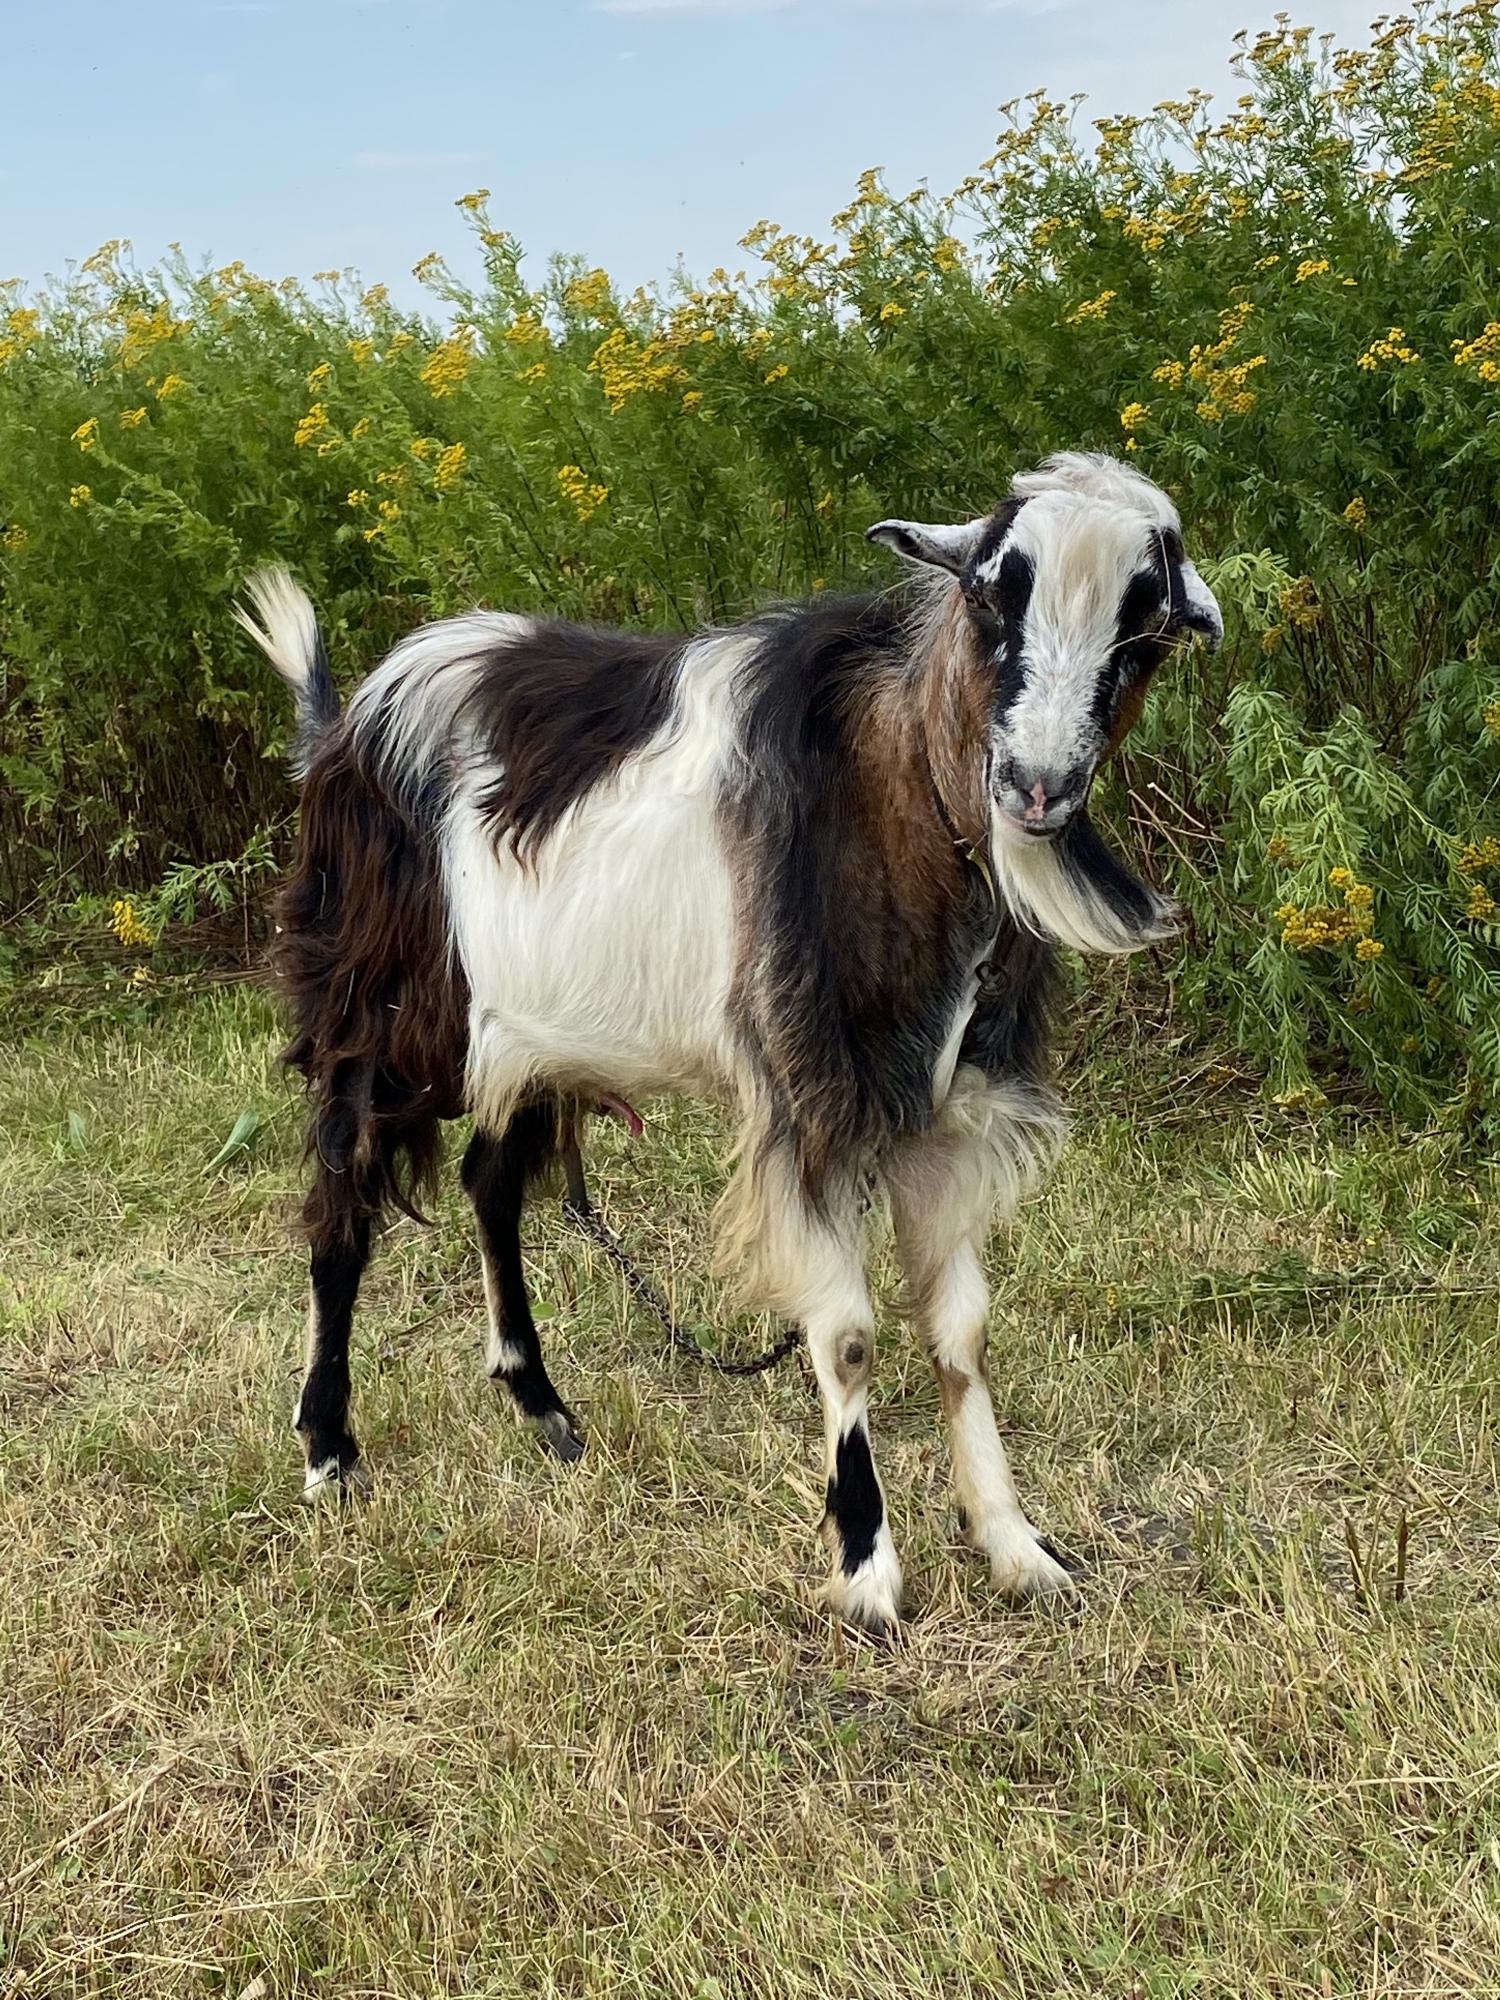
[462,1103,585,1462]
[296,1153,375,1502]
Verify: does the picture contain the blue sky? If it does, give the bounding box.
[8,0,1382,307]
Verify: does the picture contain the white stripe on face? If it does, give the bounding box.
[975,497,1167,834]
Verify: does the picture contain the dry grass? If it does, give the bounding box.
[3,987,1499,1999]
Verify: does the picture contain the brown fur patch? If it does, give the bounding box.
[1105,674,1151,756]
[933,1360,971,1422]
[916,591,992,848]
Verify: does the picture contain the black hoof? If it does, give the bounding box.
[1035,1533,1084,1577]
[537,1411,586,1463]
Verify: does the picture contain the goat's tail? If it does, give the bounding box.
[233,565,341,779]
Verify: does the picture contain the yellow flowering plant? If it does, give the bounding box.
[6,5,1500,1123]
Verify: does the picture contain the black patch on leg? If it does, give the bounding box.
[828,1424,883,1575]
[463,1109,585,1457]
[298,1212,372,1480]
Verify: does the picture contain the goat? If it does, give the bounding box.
[237,449,1222,1637]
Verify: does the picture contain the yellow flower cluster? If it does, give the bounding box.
[69,484,92,508]
[306,360,331,390]
[72,417,99,452]
[347,337,374,367]
[564,268,613,317]
[764,362,790,383]
[1266,835,1296,865]
[1357,327,1420,370]
[346,488,369,508]
[1065,288,1117,324]
[80,238,126,277]
[1452,323,1500,384]
[456,188,490,213]
[433,440,466,491]
[0,305,41,367]
[1197,354,1265,421]
[1276,867,1377,952]
[1458,836,1500,875]
[363,497,401,544]
[4,523,28,549]
[361,284,389,311]
[120,406,147,430]
[412,252,446,285]
[118,302,190,367]
[505,311,551,349]
[1483,700,1500,740]
[1122,214,1167,254]
[1118,401,1149,451]
[877,301,904,322]
[589,326,685,412]
[1294,258,1331,282]
[111,898,154,947]
[156,374,186,399]
[557,463,608,521]
[1157,301,1266,421]
[420,328,475,398]
[1280,576,1322,629]
[1343,495,1368,529]
[294,402,330,448]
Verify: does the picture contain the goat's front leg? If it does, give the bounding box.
[763,1193,903,1638]
[886,1133,1076,1604]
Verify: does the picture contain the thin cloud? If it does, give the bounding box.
[353,149,485,170]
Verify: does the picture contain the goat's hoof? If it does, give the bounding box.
[302,1452,373,1504]
[824,1545,905,1643]
[984,1521,1081,1605]
[842,1609,904,1650]
[537,1410,586,1464]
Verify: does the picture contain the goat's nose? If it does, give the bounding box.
[1009,765,1075,824]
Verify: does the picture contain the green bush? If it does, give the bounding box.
[3,5,1499,1119]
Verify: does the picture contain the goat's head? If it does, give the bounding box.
[868,451,1221,845]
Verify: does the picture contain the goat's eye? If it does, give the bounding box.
[962,586,988,611]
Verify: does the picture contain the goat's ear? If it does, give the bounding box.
[866,516,987,575]
[1170,556,1224,651]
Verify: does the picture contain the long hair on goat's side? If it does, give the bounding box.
[276,723,470,1241]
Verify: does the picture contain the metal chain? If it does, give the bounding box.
[560,1192,801,1377]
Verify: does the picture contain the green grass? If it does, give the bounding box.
[3,986,1499,1998]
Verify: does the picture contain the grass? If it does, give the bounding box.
[3,983,1500,1998]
